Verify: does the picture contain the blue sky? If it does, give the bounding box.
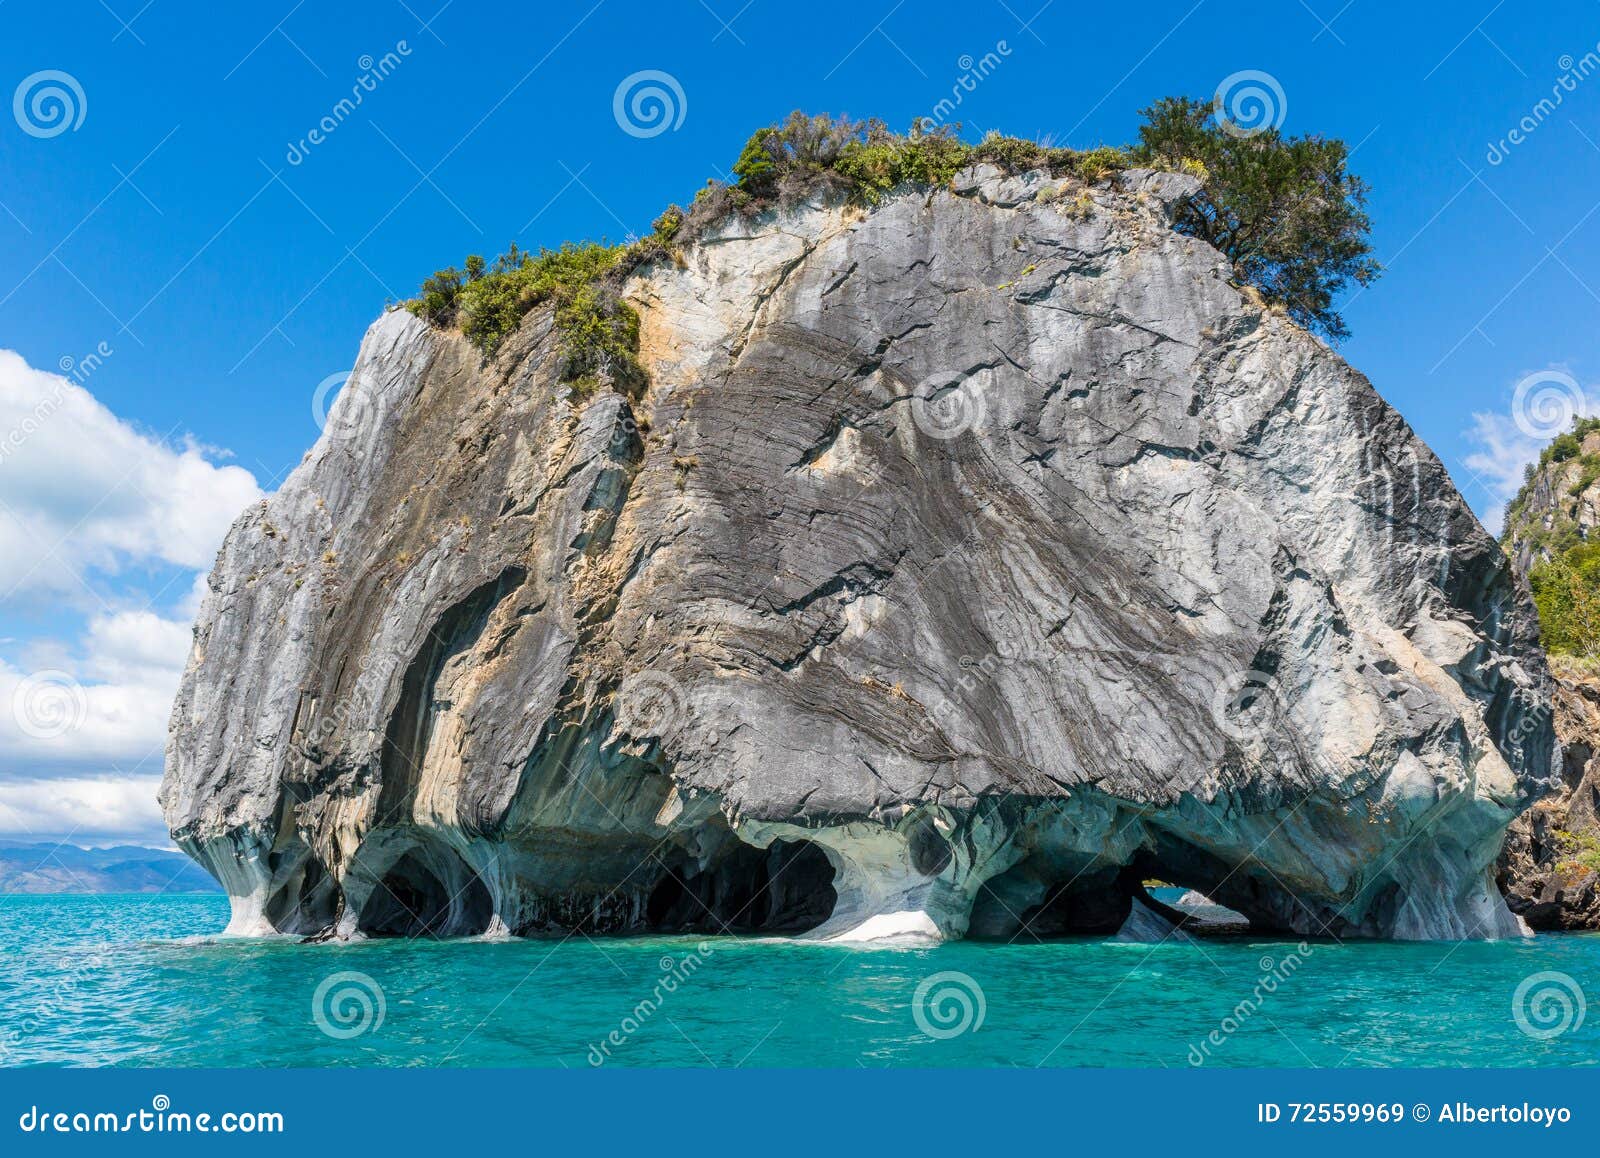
[1,0,1597,843]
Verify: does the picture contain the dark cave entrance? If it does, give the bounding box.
[969,861,1138,939]
[645,839,837,934]
[264,851,339,935]
[967,837,1275,940]
[357,848,494,938]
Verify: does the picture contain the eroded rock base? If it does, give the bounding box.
[186,764,1526,945]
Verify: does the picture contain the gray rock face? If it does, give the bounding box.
[162,167,1556,943]
[1495,424,1600,930]
[1499,667,1600,929]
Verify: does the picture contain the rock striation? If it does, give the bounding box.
[162,166,1555,943]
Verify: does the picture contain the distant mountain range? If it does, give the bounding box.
[0,841,219,894]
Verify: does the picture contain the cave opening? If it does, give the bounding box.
[264,851,339,935]
[968,843,1266,940]
[969,861,1136,939]
[645,838,837,934]
[357,848,494,938]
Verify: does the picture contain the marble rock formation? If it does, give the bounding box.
[162,166,1555,942]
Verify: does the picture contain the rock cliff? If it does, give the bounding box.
[1498,428,1600,929]
[161,165,1555,943]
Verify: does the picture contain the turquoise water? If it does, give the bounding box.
[2,894,1596,1068]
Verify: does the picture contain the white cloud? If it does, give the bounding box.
[0,774,166,842]
[80,608,192,686]
[0,608,191,772]
[1460,370,1599,535]
[1461,410,1548,535]
[0,348,261,601]
[0,349,261,845]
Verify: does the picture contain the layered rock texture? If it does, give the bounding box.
[1498,434,1600,929]
[162,166,1555,944]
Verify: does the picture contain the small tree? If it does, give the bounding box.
[1129,96,1380,341]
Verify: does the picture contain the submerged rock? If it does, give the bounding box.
[162,166,1555,943]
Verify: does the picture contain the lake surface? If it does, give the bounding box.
[2,893,1596,1067]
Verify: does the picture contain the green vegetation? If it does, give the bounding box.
[1127,96,1381,341]
[1527,548,1600,655]
[407,103,1381,387]
[730,114,969,201]
[1504,415,1600,656]
[1555,827,1600,881]
[728,112,1139,206]
[410,241,648,392]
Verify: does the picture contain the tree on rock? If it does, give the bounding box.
[1129,96,1381,341]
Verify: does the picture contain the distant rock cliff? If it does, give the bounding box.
[162,165,1554,943]
[1498,427,1600,929]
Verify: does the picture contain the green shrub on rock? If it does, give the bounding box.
[406,103,1379,398]
[1128,96,1380,341]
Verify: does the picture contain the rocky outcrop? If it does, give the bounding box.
[1499,442,1600,930]
[162,165,1555,944]
[1503,425,1600,578]
[1498,662,1600,929]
